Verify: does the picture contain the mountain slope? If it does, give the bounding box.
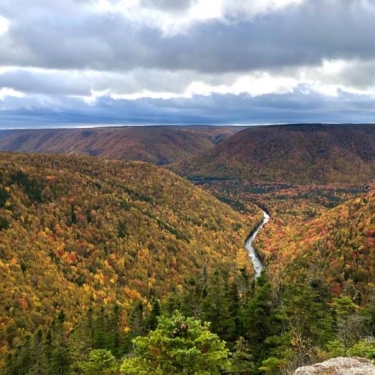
[173,124,375,184]
[0,125,244,165]
[0,152,256,358]
[258,190,375,300]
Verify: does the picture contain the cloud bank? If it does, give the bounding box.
[0,0,375,128]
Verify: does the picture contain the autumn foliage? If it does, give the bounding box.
[0,152,254,365]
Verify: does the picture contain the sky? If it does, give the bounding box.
[1,0,375,128]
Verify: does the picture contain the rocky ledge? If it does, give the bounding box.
[295,357,375,374]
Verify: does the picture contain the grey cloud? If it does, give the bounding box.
[1,88,375,128]
[332,61,375,89]
[139,0,196,12]
[0,68,197,96]
[2,0,375,129]
[0,70,91,96]
[1,0,375,74]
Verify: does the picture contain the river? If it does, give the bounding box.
[244,210,270,278]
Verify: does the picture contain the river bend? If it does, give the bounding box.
[245,210,270,278]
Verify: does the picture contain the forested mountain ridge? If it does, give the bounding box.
[0,125,244,165]
[0,152,259,367]
[172,124,375,184]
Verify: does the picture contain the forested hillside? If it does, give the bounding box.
[173,124,375,184]
[0,152,260,371]
[258,190,375,300]
[3,124,375,375]
[0,126,244,165]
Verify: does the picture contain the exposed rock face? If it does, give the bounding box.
[295,357,375,375]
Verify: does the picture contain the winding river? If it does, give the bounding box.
[245,210,270,278]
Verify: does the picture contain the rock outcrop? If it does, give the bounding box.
[295,357,375,375]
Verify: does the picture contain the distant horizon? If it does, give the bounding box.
[2,122,375,131]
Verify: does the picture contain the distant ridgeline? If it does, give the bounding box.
[0,125,244,165]
[172,124,375,184]
[2,124,375,185]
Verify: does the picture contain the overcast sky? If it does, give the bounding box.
[1,0,375,128]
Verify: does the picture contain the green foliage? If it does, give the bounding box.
[259,356,289,374]
[78,349,118,375]
[348,340,375,359]
[120,312,230,375]
[330,297,364,355]
[0,186,10,208]
[144,299,161,331]
[0,215,9,230]
[331,296,359,316]
[256,281,335,374]
[230,337,254,374]
[242,274,273,360]
[325,340,345,358]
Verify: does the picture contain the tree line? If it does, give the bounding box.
[4,269,375,375]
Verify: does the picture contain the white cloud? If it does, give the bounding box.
[0,15,9,35]
[182,73,297,98]
[4,60,375,104]
[0,87,24,100]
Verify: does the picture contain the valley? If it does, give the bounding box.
[1,123,375,374]
[3,0,375,373]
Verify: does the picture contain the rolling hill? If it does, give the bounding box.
[0,125,244,165]
[173,124,375,184]
[0,152,258,362]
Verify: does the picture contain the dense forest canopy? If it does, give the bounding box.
[2,123,375,374]
[0,152,261,372]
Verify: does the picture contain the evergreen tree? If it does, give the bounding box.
[201,271,236,345]
[144,298,161,331]
[179,277,205,318]
[230,337,254,375]
[78,349,118,375]
[50,311,71,375]
[242,273,274,373]
[120,311,230,375]
[127,300,147,338]
[261,282,334,373]
[5,335,33,375]
[30,329,44,375]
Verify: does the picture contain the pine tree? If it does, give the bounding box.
[50,311,71,375]
[120,311,230,375]
[242,273,274,372]
[201,271,236,345]
[78,349,118,375]
[144,298,161,331]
